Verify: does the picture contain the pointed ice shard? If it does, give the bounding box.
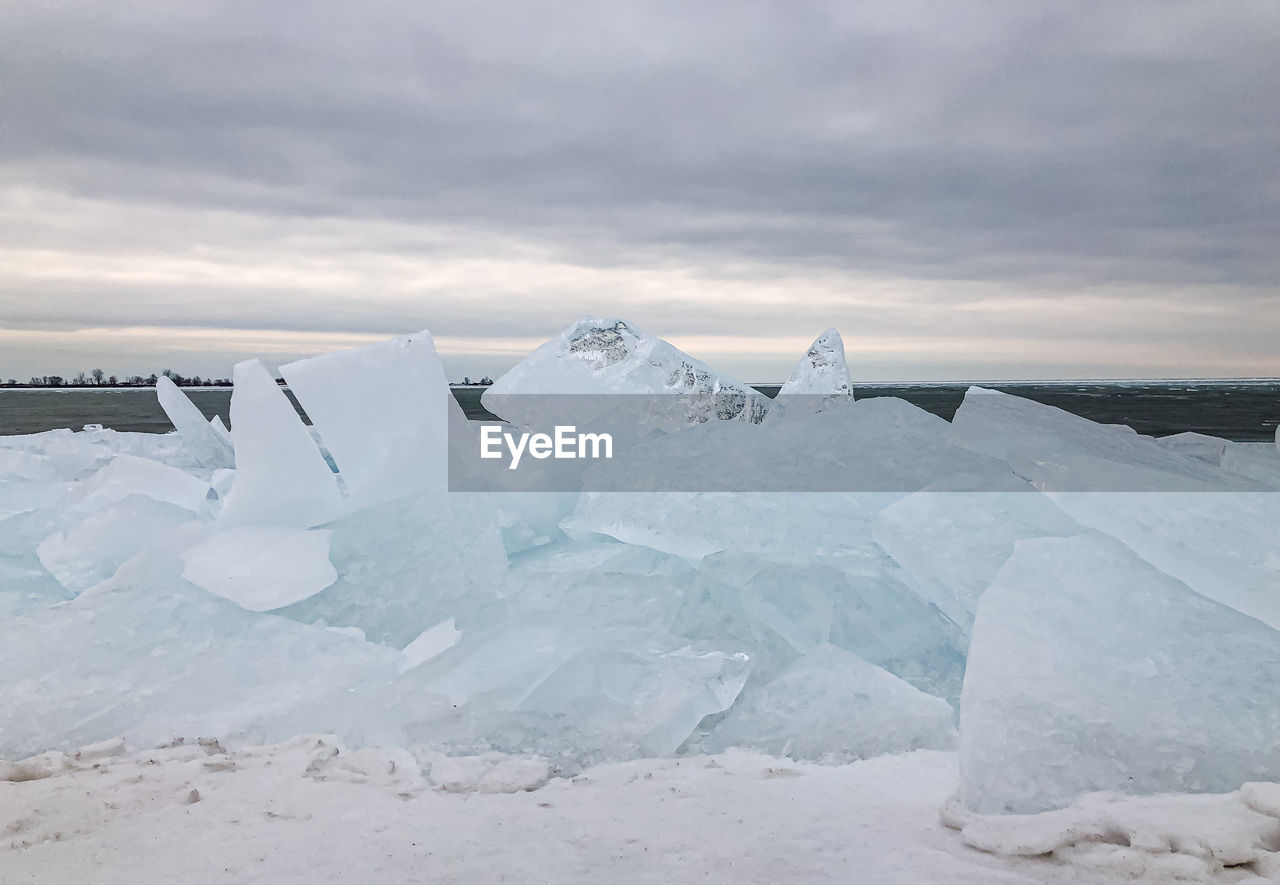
[481,316,770,428]
[773,327,855,402]
[155,376,234,469]
[216,359,343,528]
[280,330,461,509]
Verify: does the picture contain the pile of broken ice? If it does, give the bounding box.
[2,317,1279,815]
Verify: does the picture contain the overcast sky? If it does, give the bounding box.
[2,0,1278,382]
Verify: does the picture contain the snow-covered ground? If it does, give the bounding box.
[8,736,1278,884]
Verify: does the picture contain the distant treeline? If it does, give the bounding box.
[2,369,232,388]
[4,369,497,388]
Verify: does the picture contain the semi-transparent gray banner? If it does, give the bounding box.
[448,394,1279,493]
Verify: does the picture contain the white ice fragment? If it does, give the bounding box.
[400,618,461,672]
[280,330,461,508]
[773,328,852,416]
[873,491,1083,630]
[209,414,231,444]
[209,468,235,501]
[0,479,68,523]
[0,447,57,482]
[398,614,752,765]
[950,386,1262,491]
[275,492,509,647]
[482,316,769,427]
[960,532,1280,814]
[709,644,955,761]
[181,526,338,611]
[36,495,201,595]
[65,454,211,515]
[216,359,343,528]
[1157,433,1280,488]
[0,584,405,758]
[155,376,234,469]
[1155,431,1230,463]
[1045,492,1280,630]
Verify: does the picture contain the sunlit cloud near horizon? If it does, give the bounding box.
[2,1,1278,382]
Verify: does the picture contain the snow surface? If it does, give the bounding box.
[6,736,1280,884]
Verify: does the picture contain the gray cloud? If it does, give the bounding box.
[1,0,1278,378]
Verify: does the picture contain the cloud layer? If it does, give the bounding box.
[2,0,1277,380]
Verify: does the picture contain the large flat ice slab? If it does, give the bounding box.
[0,585,405,759]
[960,532,1280,814]
[181,526,338,612]
[397,613,752,767]
[280,330,461,508]
[274,491,509,647]
[873,491,1084,630]
[950,386,1263,491]
[1045,491,1280,631]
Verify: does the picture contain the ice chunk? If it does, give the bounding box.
[399,613,752,767]
[482,316,769,427]
[0,428,111,481]
[0,447,57,482]
[566,491,893,560]
[573,396,1017,494]
[280,330,461,508]
[274,492,509,646]
[1045,492,1280,630]
[960,533,1280,814]
[64,453,210,516]
[400,618,461,671]
[669,555,965,704]
[1220,441,1280,488]
[0,583,405,758]
[773,328,852,416]
[1157,432,1280,488]
[155,376,234,469]
[210,414,232,444]
[1155,430,1230,463]
[181,526,338,611]
[873,491,1084,630]
[0,480,68,523]
[36,495,202,595]
[216,359,343,528]
[503,539,699,632]
[950,386,1263,491]
[708,644,955,761]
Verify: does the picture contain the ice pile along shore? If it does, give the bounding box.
[2,317,1279,815]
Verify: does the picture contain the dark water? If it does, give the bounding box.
[1,382,1277,442]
